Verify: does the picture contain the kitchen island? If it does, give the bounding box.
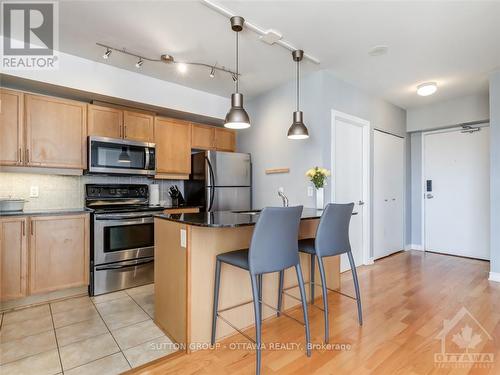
[153,209,340,352]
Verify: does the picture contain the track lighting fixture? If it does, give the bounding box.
[287,50,309,140]
[210,65,216,78]
[135,58,143,68]
[224,16,251,130]
[103,48,111,59]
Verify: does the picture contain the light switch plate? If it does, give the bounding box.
[180,229,187,248]
[307,186,314,197]
[30,186,39,198]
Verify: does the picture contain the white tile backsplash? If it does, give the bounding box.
[0,172,184,210]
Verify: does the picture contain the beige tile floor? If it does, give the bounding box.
[0,284,177,375]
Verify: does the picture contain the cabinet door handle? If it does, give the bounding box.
[18,148,22,164]
[25,149,30,163]
[22,220,25,236]
[30,221,34,236]
[123,125,127,138]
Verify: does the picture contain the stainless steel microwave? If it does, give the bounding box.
[87,136,155,176]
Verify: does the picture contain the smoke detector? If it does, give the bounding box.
[369,45,388,57]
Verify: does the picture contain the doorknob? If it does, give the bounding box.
[426,193,434,199]
[358,201,365,205]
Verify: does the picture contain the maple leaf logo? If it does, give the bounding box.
[452,325,482,352]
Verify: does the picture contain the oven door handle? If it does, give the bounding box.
[95,257,154,271]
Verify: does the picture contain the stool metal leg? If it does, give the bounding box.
[347,251,363,326]
[310,254,315,304]
[295,263,311,357]
[211,259,222,346]
[250,274,262,375]
[257,274,263,323]
[277,270,284,317]
[317,255,330,343]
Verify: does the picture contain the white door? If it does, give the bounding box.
[373,131,405,259]
[332,111,370,272]
[423,127,490,260]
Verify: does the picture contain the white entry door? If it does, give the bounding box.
[373,131,405,259]
[423,127,490,260]
[332,111,370,272]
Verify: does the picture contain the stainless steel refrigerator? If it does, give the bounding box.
[185,151,252,211]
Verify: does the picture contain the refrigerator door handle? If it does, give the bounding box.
[206,157,216,211]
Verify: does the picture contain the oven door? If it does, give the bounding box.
[88,136,155,176]
[94,213,154,265]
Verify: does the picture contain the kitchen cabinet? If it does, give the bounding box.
[215,128,236,152]
[25,94,87,169]
[155,117,192,179]
[191,123,236,152]
[124,110,154,142]
[0,217,28,301]
[0,88,24,166]
[29,214,89,295]
[191,123,215,150]
[87,104,123,138]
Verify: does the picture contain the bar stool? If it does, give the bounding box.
[277,203,362,344]
[211,206,311,375]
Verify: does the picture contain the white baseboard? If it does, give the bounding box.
[489,272,500,283]
[365,257,374,265]
[405,244,423,251]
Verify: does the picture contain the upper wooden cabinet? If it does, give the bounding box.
[191,123,236,152]
[155,117,192,179]
[0,217,28,302]
[25,94,87,169]
[0,89,24,166]
[124,111,155,142]
[87,104,123,139]
[215,128,236,152]
[191,123,215,150]
[29,214,89,295]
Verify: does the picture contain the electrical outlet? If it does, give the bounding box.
[30,186,39,198]
[307,186,314,197]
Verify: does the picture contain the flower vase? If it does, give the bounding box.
[316,187,324,210]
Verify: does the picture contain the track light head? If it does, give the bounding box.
[177,63,188,74]
[135,58,143,68]
[103,48,111,59]
[210,66,216,78]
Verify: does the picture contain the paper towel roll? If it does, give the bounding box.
[149,184,160,206]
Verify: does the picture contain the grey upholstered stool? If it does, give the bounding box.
[277,203,362,344]
[211,206,311,375]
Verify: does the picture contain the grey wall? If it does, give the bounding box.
[490,71,500,275]
[238,69,407,255]
[407,92,490,132]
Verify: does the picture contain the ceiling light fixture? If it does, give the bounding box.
[368,45,388,57]
[135,58,143,68]
[224,16,250,130]
[287,50,309,140]
[177,63,188,74]
[417,82,437,96]
[103,48,111,59]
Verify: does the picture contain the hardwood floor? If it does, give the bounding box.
[129,251,500,374]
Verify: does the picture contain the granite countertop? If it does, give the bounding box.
[155,208,331,228]
[0,208,92,217]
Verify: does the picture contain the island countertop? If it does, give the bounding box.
[154,207,328,227]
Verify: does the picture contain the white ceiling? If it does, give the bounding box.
[58,1,500,109]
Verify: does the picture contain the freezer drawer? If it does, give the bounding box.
[92,257,154,295]
[206,186,251,211]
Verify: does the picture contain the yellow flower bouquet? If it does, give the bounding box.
[306,167,331,189]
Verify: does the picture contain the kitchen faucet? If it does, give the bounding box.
[278,190,289,207]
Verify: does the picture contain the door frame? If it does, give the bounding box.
[331,110,372,266]
[420,125,489,253]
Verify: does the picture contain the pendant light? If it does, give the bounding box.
[224,16,251,129]
[287,50,309,139]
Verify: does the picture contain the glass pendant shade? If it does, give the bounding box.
[287,110,309,139]
[224,93,250,129]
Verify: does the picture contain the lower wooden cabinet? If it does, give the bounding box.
[0,217,28,301]
[0,213,89,301]
[29,214,89,295]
